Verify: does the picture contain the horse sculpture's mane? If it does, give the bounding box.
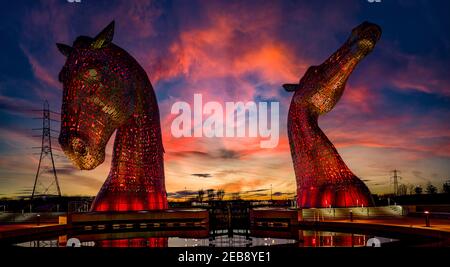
[57,21,167,211]
[284,22,381,208]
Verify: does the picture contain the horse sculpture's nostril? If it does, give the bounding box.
[358,24,381,42]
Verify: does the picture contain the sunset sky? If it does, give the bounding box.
[0,0,449,200]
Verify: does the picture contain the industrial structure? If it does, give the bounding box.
[31,100,62,201]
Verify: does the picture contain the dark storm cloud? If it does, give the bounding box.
[168,150,210,158]
[167,190,197,199]
[244,189,269,193]
[272,192,293,196]
[191,173,212,178]
[217,149,241,159]
[168,149,243,160]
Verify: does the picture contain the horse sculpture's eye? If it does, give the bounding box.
[84,68,100,82]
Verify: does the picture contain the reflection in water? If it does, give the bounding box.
[25,240,59,247]
[97,238,168,247]
[14,229,396,247]
[299,231,367,247]
[169,235,297,247]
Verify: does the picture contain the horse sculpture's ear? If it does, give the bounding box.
[56,43,73,57]
[91,21,115,49]
[283,84,299,92]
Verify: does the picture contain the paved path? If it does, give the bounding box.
[0,224,58,232]
[328,217,450,233]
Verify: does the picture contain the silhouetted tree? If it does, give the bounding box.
[216,189,225,200]
[443,180,450,194]
[206,189,215,201]
[414,186,423,195]
[425,182,437,194]
[231,192,241,200]
[407,184,415,195]
[397,184,407,196]
[197,189,205,202]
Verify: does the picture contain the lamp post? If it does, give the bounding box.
[37,214,40,226]
[424,211,430,227]
[349,209,353,222]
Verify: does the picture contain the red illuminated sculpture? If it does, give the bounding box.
[284,22,381,208]
[57,21,168,211]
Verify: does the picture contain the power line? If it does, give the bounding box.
[31,100,62,202]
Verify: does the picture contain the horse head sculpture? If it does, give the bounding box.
[57,21,168,211]
[284,22,381,208]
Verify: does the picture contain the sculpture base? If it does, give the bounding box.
[90,191,168,212]
[250,208,301,228]
[297,180,374,208]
